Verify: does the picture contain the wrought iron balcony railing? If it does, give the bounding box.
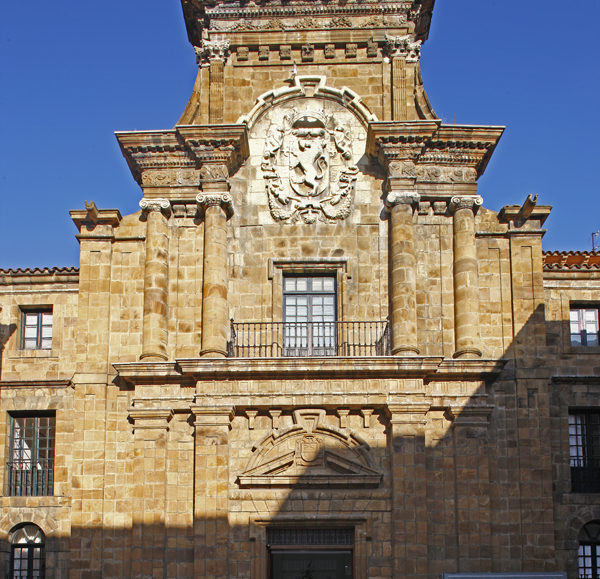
[6,460,54,496]
[229,320,390,358]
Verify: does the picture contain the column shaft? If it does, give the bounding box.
[388,197,419,355]
[451,196,482,358]
[200,198,230,357]
[140,199,170,361]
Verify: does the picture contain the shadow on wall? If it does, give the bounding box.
[0,308,598,578]
[0,323,16,379]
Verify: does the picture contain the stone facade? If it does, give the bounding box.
[0,1,598,578]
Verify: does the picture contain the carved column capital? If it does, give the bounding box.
[139,197,171,217]
[384,34,422,63]
[385,191,420,211]
[196,192,234,219]
[195,39,231,67]
[449,195,483,214]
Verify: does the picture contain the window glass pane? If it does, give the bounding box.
[41,312,53,325]
[323,277,335,292]
[284,278,296,291]
[24,327,38,339]
[296,278,307,291]
[312,277,323,291]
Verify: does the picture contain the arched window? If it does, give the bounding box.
[579,520,600,578]
[9,524,45,579]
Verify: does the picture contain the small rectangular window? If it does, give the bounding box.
[21,309,53,350]
[569,410,600,493]
[570,306,600,347]
[7,413,55,496]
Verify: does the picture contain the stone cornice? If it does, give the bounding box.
[113,357,506,386]
[182,0,435,45]
[0,267,79,286]
[367,121,504,180]
[116,125,250,189]
[0,380,73,390]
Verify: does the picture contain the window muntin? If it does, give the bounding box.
[570,306,600,347]
[579,521,600,578]
[21,310,53,350]
[283,276,337,356]
[7,414,55,496]
[9,524,45,579]
[569,411,600,493]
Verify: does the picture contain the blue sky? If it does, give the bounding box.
[1,0,599,269]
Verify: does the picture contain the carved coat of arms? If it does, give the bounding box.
[261,110,359,224]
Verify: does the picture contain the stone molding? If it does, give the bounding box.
[195,38,230,67]
[449,195,483,214]
[196,192,234,219]
[366,121,504,182]
[182,0,435,45]
[116,125,249,191]
[128,408,174,431]
[139,197,171,217]
[238,75,377,129]
[384,34,422,62]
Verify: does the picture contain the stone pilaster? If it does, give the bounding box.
[128,407,173,578]
[386,191,420,355]
[139,198,171,361]
[387,403,429,578]
[385,35,422,121]
[196,39,230,124]
[197,190,233,358]
[450,195,483,359]
[191,405,233,579]
[450,406,493,572]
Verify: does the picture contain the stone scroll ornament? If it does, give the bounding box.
[261,110,359,224]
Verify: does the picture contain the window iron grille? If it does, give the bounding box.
[7,415,55,497]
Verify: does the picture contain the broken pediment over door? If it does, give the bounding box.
[237,409,382,488]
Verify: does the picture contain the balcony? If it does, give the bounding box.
[6,459,54,496]
[229,320,390,358]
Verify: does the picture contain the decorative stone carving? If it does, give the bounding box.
[324,43,335,58]
[236,46,249,61]
[258,45,269,60]
[195,38,231,67]
[261,107,360,223]
[139,198,171,216]
[237,409,382,488]
[199,164,229,182]
[141,169,200,187]
[279,45,292,59]
[367,39,378,57]
[196,192,233,218]
[301,44,314,61]
[449,195,483,214]
[386,191,420,210]
[384,34,422,63]
[345,43,357,58]
[416,166,478,184]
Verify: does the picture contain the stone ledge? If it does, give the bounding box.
[113,356,507,386]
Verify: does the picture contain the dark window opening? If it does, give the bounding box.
[569,410,600,493]
[579,521,600,578]
[9,524,45,579]
[268,528,353,579]
[7,413,55,496]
